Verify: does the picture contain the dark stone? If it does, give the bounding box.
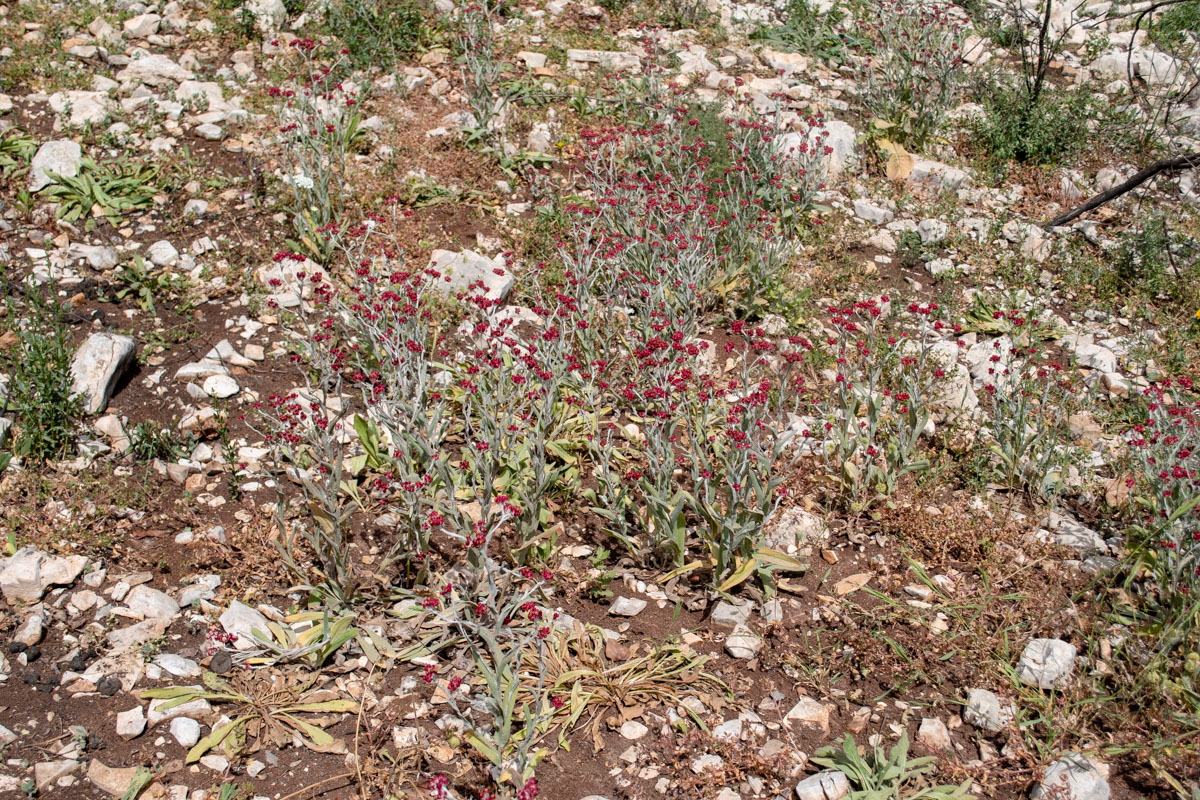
[98,675,121,696]
[210,650,232,675]
[8,641,26,654]
[24,645,40,663]
[68,649,91,671]
[22,670,39,685]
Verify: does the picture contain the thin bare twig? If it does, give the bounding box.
[277,773,356,800]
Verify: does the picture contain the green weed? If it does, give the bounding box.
[325,0,430,69]
[129,421,195,462]
[0,129,37,180]
[1108,214,1200,309]
[111,257,189,315]
[1150,0,1200,52]
[811,733,972,799]
[2,281,81,463]
[38,157,159,230]
[972,82,1092,168]
[750,0,850,62]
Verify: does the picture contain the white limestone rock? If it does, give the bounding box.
[29,140,83,191]
[70,333,136,414]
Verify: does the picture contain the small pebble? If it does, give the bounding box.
[210,651,233,675]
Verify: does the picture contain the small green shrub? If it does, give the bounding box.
[112,257,189,315]
[896,230,926,271]
[597,0,634,15]
[213,0,265,41]
[0,129,37,180]
[1108,214,1200,307]
[1150,0,1200,52]
[972,83,1094,168]
[751,0,849,62]
[649,0,708,29]
[325,0,428,70]
[129,421,195,462]
[2,282,81,463]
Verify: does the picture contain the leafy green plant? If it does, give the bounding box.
[119,768,154,800]
[689,329,805,590]
[500,76,558,107]
[972,82,1097,168]
[652,0,709,28]
[961,293,1065,340]
[808,298,943,513]
[140,637,165,662]
[844,1,969,150]
[397,175,494,209]
[140,672,358,763]
[495,149,554,179]
[0,129,37,180]
[1124,380,1200,641]
[811,733,972,799]
[325,0,428,70]
[38,157,159,229]
[211,0,262,43]
[597,0,633,15]
[2,281,81,463]
[456,0,502,139]
[217,783,244,800]
[751,0,850,62]
[979,310,1086,502]
[1150,0,1200,50]
[896,230,927,271]
[584,546,617,603]
[113,257,188,315]
[435,513,558,791]
[240,610,358,667]
[272,40,365,262]
[1108,214,1200,308]
[129,421,194,462]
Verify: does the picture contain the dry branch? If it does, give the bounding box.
[1043,152,1200,229]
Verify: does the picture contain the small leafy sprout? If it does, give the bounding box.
[810,733,972,799]
[585,546,617,603]
[69,725,88,751]
[129,421,195,462]
[114,256,188,316]
[0,129,37,180]
[217,780,245,800]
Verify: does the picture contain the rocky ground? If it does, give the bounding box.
[1,0,1200,799]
